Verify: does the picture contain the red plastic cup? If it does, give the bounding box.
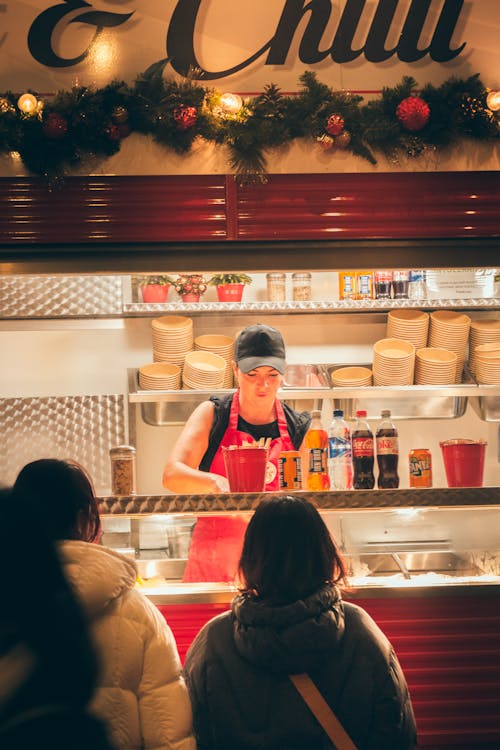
[222,446,268,492]
[440,439,487,487]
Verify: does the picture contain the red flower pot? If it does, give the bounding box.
[216,283,245,302]
[141,284,169,303]
[181,293,200,303]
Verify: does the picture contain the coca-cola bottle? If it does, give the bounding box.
[351,410,375,489]
[376,409,400,488]
[305,410,330,491]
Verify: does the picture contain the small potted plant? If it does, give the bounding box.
[138,275,175,303]
[173,274,208,302]
[208,272,253,302]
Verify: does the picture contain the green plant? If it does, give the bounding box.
[208,273,253,286]
[137,274,175,287]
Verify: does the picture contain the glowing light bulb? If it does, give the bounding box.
[219,93,242,114]
[17,93,38,114]
[486,90,500,112]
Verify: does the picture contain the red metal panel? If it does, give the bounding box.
[0,176,227,244]
[236,172,500,240]
[1,172,499,246]
[158,594,500,750]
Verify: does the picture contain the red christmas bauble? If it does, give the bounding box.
[173,106,198,131]
[42,112,68,139]
[396,96,430,132]
[117,123,131,139]
[316,134,334,151]
[335,129,351,149]
[106,124,121,141]
[325,113,345,136]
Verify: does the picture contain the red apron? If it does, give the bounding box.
[182,392,295,582]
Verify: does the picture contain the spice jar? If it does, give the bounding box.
[266,272,286,302]
[110,445,137,495]
[292,272,312,301]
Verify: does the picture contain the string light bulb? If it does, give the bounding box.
[486,90,500,112]
[219,93,242,114]
[17,93,38,114]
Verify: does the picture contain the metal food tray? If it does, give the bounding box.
[322,363,473,420]
[282,364,328,388]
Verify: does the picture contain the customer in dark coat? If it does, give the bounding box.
[184,494,417,750]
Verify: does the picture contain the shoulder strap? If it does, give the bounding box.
[289,673,358,750]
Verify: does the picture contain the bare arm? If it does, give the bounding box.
[162,400,229,493]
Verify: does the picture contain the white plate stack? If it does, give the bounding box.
[194,334,235,388]
[182,350,227,390]
[139,362,181,390]
[372,338,415,386]
[151,316,194,366]
[331,366,373,387]
[429,310,471,383]
[386,309,429,350]
[473,343,500,384]
[414,348,457,385]
[469,319,500,376]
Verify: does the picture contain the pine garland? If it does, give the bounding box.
[1,65,498,184]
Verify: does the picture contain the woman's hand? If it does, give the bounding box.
[210,474,230,493]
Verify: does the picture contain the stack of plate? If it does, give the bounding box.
[182,350,226,390]
[372,338,415,386]
[195,334,235,388]
[139,362,181,390]
[331,366,373,387]
[151,316,194,365]
[473,343,500,384]
[429,310,471,383]
[414,348,457,385]
[469,319,500,375]
[386,309,429,350]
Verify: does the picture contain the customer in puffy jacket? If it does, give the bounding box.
[12,459,196,750]
[184,495,417,750]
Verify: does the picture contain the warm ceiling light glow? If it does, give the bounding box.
[486,90,500,111]
[219,92,242,114]
[17,93,38,114]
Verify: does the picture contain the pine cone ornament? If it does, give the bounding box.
[396,96,430,132]
[111,105,129,124]
[173,106,198,131]
[42,112,68,139]
[325,113,345,136]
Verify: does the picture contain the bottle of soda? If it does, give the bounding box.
[305,410,330,491]
[376,409,400,488]
[328,409,353,490]
[351,410,375,489]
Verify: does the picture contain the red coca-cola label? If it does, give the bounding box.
[376,437,398,455]
[352,437,374,457]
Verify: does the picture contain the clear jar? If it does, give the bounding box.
[292,272,312,301]
[110,445,137,495]
[266,272,286,301]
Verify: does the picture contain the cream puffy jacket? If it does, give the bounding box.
[58,540,196,750]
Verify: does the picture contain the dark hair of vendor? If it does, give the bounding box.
[238,495,347,604]
[12,458,101,543]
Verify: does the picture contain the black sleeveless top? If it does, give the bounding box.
[199,394,311,471]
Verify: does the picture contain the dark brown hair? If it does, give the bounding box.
[12,458,101,543]
[238,495,347,604]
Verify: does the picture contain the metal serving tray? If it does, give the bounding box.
[323,363,472,420]
[283,364,328,388]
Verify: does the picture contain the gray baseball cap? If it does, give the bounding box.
[235,324,286,374]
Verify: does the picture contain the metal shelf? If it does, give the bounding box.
[123,297,500,316]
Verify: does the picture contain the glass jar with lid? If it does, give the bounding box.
[266,272,286,301]
[110,445,137,495]
[292,272,312,301]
